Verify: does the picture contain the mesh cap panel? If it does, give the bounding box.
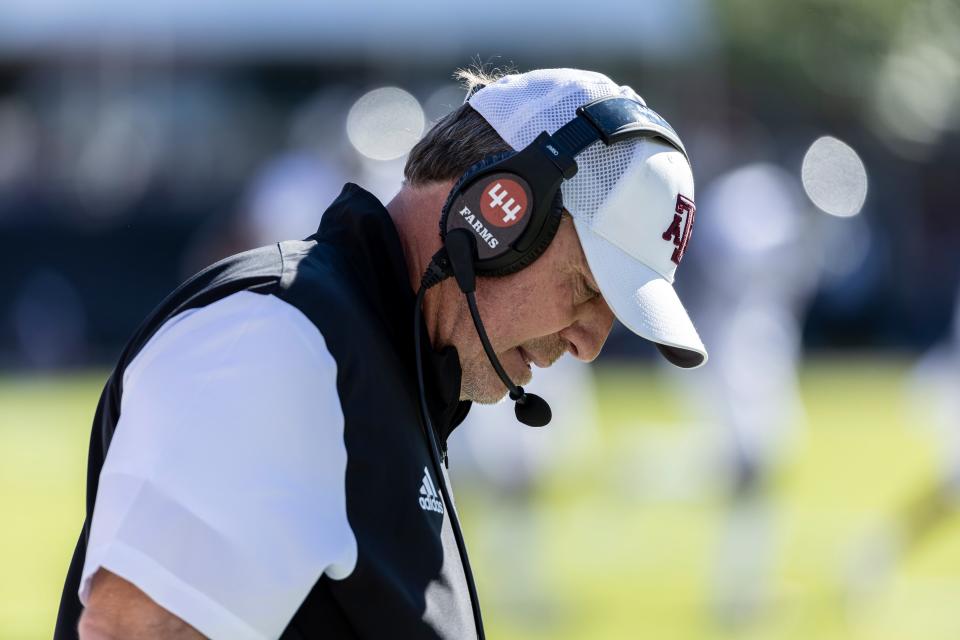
[469,68,648,228]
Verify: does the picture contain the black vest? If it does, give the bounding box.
[55,184,483,639]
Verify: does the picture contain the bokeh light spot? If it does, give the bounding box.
[801,136,868,217]
[346,87,424,161]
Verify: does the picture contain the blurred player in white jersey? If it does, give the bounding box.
[845,283,960,602]
[677,161,815,627]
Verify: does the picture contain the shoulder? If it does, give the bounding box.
[82,289,358,639]
[124,289,334,392]
[274,239,388,368]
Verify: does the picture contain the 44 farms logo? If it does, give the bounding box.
[480,179,528,228]
[456,176,530,250]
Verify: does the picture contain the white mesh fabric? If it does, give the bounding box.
[468,68,649,229]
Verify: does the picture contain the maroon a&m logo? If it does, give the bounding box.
[480,178,528,228]
[661,194,696,265]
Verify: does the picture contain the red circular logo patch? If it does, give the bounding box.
[479,178,528,228]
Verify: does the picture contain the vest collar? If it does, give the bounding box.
[314,183,471,446]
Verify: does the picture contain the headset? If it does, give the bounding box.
[416,94,690,426]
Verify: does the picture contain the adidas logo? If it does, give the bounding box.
[418,466,444,515]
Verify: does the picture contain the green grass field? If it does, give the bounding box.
[2,359,959,639]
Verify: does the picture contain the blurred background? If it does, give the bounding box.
[2,0,960,638]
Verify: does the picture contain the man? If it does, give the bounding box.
[56,67,706,639]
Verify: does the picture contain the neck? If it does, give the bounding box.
[386,182,459,350]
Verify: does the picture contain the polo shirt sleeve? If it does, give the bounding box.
[78,290,358,640]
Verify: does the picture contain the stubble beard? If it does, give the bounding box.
[459,333,568,404]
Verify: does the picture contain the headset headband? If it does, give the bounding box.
[543,96,689,179]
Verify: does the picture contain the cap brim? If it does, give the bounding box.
[574,217,708,368]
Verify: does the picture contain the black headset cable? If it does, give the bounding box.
[414,252,486,639]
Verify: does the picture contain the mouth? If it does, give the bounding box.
[517,346,532,370]
[517,346,548,369]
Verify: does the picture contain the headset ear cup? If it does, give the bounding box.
[439,150,516,240]
[482,187,564,277]
[439,149,564,278]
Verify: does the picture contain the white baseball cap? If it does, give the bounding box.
[468,68,707,368]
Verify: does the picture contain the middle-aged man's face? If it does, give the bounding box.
[450,215,616,404]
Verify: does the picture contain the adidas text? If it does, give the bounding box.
[418,466,445,515]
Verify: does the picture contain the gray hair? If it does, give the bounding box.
[403,67,513,186]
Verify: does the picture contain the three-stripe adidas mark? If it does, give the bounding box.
[418,467,444,515]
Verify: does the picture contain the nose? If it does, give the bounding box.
[560,297,616,362]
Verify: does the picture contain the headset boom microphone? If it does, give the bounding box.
[443,230,552,427]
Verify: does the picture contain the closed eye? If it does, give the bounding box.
[576,275,601,305]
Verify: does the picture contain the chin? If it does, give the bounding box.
[460,352,532,405]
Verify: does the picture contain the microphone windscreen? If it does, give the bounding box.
[514,392,552,427]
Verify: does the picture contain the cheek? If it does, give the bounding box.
[497,275,577,336]
[473,280,535,346]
